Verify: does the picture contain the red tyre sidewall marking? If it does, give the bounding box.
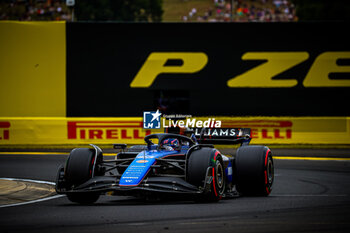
[212,151,220,197]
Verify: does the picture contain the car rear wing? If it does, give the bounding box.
[194,128,251,145]
[165,127,251,145]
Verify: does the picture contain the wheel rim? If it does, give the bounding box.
[216,161,224,189]
[267,158,274,184]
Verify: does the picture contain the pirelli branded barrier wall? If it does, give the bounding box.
[1,117,350,146]
[1,22,350,146]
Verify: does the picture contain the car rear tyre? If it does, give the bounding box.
[187,147,225,202]
[64,148,102,204]
[235,146,274,196]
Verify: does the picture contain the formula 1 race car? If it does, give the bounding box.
[55,128,274,204]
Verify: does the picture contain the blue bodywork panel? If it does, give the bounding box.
[225,159,233,183]
[118,143,234,187]
[119,148,186,186]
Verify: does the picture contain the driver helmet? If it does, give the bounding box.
[161,138,180,150]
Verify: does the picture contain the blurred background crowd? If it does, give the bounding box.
[0,0,349,22]
[0,0,72,21]
[179,0,296,22]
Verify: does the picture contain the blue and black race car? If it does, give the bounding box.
[55,128,274,204]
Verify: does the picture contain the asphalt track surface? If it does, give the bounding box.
[0,149,350,233]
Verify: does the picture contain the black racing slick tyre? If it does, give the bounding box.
[235,146,274,196]
[64,148,102,204]
[187,147,225,202]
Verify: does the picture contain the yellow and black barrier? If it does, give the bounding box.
[1,21,350,118]
[1,22,350,148]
